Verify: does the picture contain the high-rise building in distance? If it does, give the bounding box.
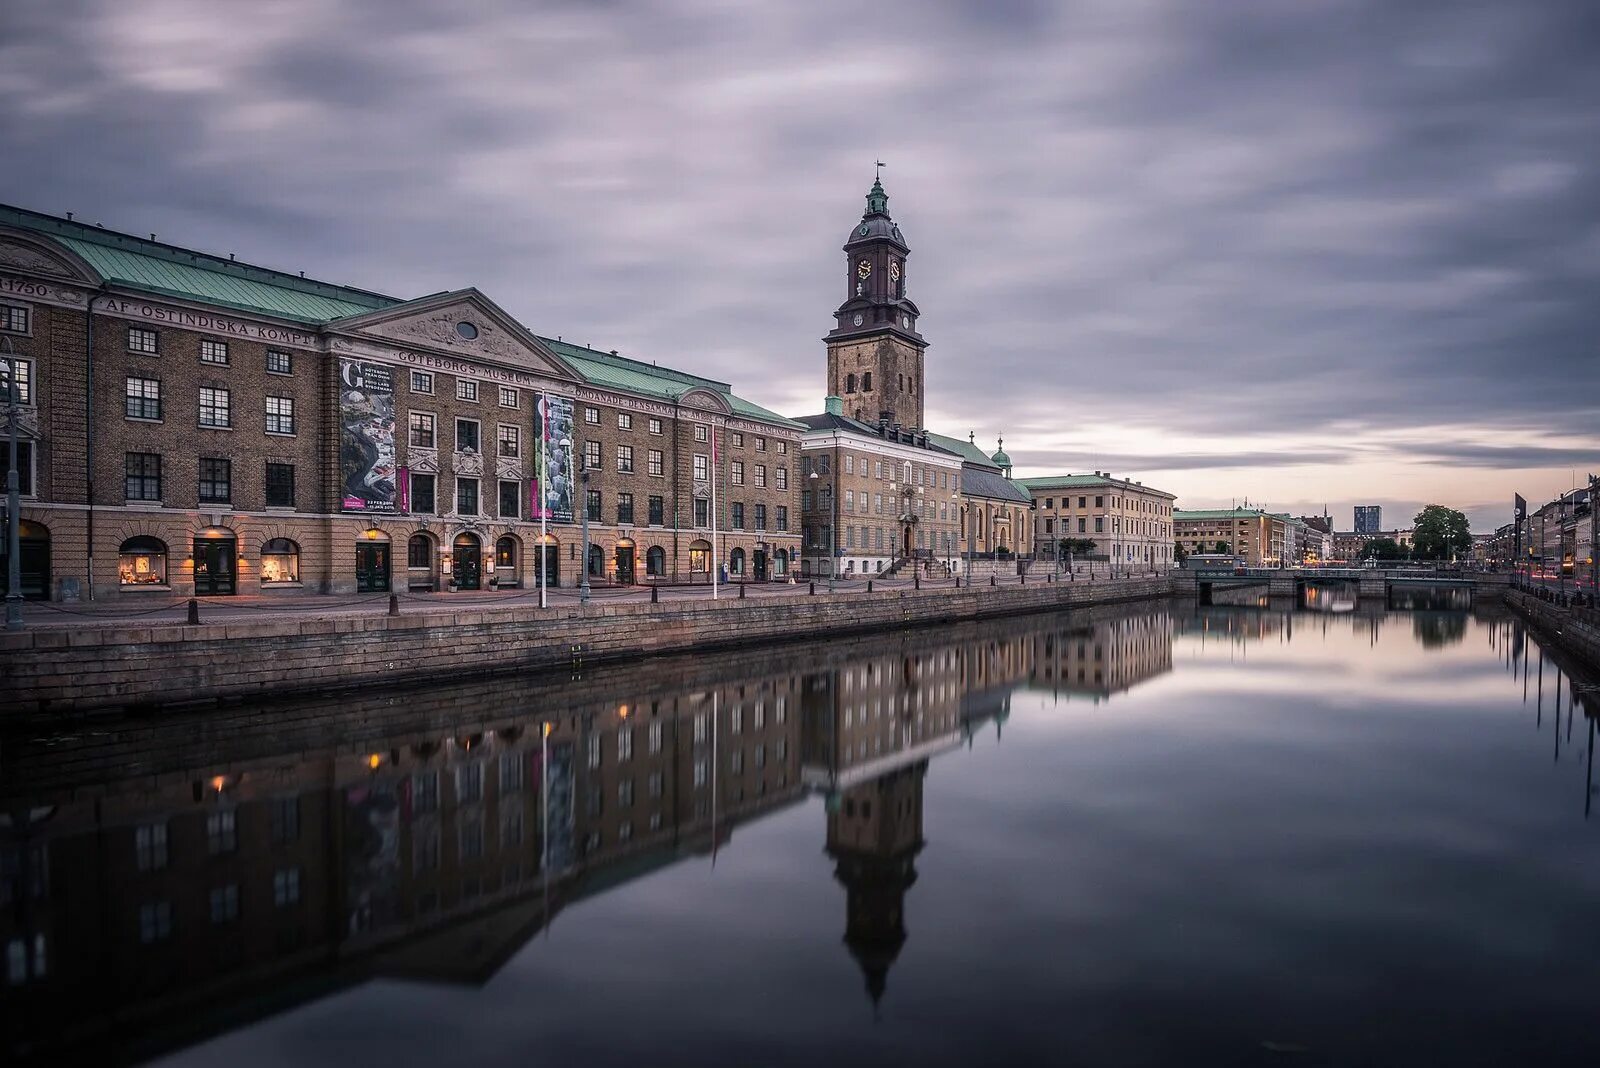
[1354,505,1382,534]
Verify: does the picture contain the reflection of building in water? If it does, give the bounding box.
[1027,608,1174,699]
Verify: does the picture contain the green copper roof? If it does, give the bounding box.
[1174,508,1270,521]
[1,204,398,323]
[1018,474,1178,498]
[926,431,1000,469]
[539,337,805,430]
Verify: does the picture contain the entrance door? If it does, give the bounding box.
[903,525,913,558]
[193,538,237,595]
[753,550,768,581]
[1,521,50,600]
[537,544,559,588]
[615,545,636,585]
[356,544,391,592]
[453,536,482,590]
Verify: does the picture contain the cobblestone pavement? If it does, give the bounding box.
[13,568,1157,629]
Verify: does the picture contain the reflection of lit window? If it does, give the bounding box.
[118,536,167,586]
[260,538,300,584]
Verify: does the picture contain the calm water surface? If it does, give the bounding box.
[3,600,1596,1066]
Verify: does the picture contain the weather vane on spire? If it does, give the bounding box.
[875,159,885,182]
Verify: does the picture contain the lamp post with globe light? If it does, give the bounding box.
[1,338,22,630]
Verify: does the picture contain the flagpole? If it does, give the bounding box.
[711,428,720,600]
[711,690,719,866]
[539,392,548,609]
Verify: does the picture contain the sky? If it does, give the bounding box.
[2,0,1596,532]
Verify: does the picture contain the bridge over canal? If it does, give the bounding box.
[1172,567,1509,608]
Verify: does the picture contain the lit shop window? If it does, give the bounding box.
[118,535,167,586]
[260,538,300,584]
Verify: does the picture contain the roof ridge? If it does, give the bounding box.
[0,203,399,310]
[539,336,733,394]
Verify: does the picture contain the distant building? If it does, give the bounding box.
[1296,515,1335,564]
[1017,470,1176,571]
[1174,508,1291,567]
[1354,505,1382,534]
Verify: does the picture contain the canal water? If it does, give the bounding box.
[3,599,1596,1066]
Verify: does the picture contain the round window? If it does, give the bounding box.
[455,321,479,340]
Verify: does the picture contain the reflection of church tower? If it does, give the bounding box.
[826,762,927,1010]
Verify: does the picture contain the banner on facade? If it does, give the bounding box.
[1514,493,1526,561]
[339,359,397,512]
[533,395,575,523]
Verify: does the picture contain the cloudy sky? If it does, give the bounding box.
[3,0,1596,531]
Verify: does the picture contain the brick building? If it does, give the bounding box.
[0,204,799,601]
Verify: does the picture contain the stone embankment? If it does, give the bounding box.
[0,576,1169,713]
[1506,590,1600,670]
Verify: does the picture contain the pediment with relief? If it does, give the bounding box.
[334,289,579,382]
[0,230,101,292]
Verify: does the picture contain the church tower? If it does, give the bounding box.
[826,174,927,429]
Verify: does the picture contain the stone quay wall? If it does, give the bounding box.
[1506,591,1600,670]
[0,576,1171,714]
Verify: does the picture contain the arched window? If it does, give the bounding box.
[898,373,904,391]
[496,535,518,569]
[688,538,712,574]
[845,373,857,394]
[408,533,434,569]
[118,536,167,587]
[775,548,789,574]
[646,545,666,576]
[862,372,872,391]
[587,543,604,577]
[730,547,745,575]
[260,538,300,584]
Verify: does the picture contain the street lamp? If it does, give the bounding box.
[948,491,957,578]
[809,469,835,593]
[565,436,590,606]
[2,338,22,630]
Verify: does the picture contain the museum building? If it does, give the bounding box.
[0,204,801,600]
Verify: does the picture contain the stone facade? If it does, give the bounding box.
[1020,473,1175,570]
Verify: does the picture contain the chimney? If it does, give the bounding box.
[824,395,844,416]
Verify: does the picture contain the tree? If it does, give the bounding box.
[1360,537,1406,561]
[1214,541,1232,554]
[1173,541,1188,564]
[1058,537,1097,557]
[1411,504,1472,561]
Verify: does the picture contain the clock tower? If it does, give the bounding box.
[826,176,927,428]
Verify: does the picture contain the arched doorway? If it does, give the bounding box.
[587,543,605,580]
[495,534,521,588]
[729,547,745,579]
[775,548,789,577]
[535,535,559,588]
[688,538,712,580]
[614,538,636,585]
[407,533,438,591]
[753,546,768,581]
[193,527,237,596]
[452,532,482,590]
[356,530,391,592]
[902,523,913,559]
[1,519,50,600]
[646,545,666,578]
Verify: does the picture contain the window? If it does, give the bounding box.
[693,454,708,481]
[266,349,292,375]
[3,358,32,406]
[456,419,480,452]
[198,386,230,428]
[845,455,854,475]
[731,461,744,485]
[648,495,664,525]
[5,934,46,984]
[411,473,436,514]
[694,424,708,443]
[755,436,767,452]
[0,305,29,334]
[689,539,711,572]
[274,868,301,907]
[128,326,158,354]
[456,379,478,402]
[260,538,299,583]
[617,444,634,472]
[270,798,300,843]
[693,759,708,788]
[778,440,787,454]
[135,823,169,871]
[648,449,664,477]
[694,499,708,526]
[754,504,766,530]
[263,462,295,508]
[198,458,231,503]
[411,370,434,394]
[501,752,525,792]
[209,884,240,924]
[207,810,237,854]
[414,772,439,814]
[775,465,787,490]
[456,477,479,515]
[498,424,520,458]
[776,505,788,531]
[583,440,601,469]
[1096,495,1104,507]
[199,339,229,365]
[648,418,663,434]
[754,465,766,488]
[409,412,435,448]
[458,763,484,803]
[584,406,601,425]
[731,432,744,447]
[1095,517,1104,533]
[617,412,633,430]
[408,534,433,568]
[139,901,173,944]
[125,375,161,420]
[648,721,663,753]
[265,395,295,434]
[731,502,744,529]
[119,535,166,584]
[586,489,601,521]
[499,386,519,409]
[617,492,634,524]
[499,479,520,519]
[588,732,602,769]
[647,545,665,574]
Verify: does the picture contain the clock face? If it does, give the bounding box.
[902,315,911,329]
[889,261,901,282]
[856,259,872,280]
[853,313,864,327]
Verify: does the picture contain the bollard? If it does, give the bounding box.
[651,583,659,604]
[1021,571,1026,585]
[867,580,874,593]
[955,576,960,588]
[914,574,920,590]
[739,582,746,599]
[187,597,200,625]
[990,574,996,587]
[388,593,399,616]
[809,581,815,595]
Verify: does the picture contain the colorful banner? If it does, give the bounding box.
[339,359,397,512]
[533,395,575,523]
